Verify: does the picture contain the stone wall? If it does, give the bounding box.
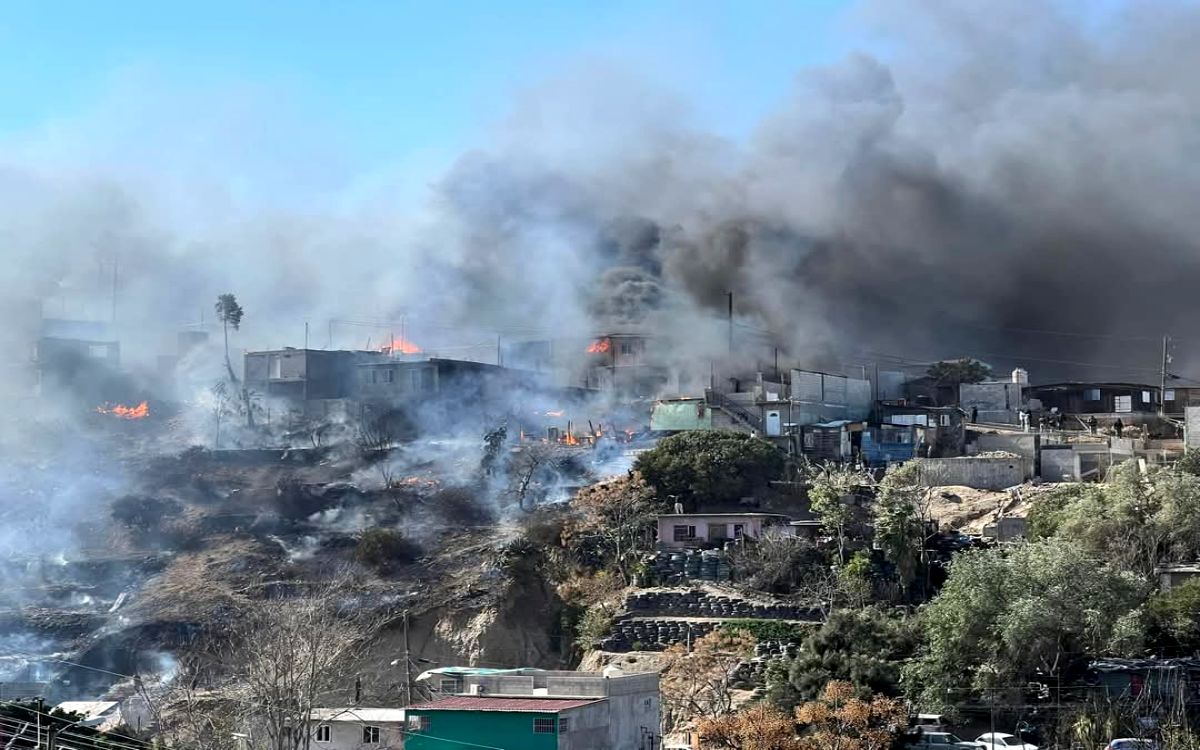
[626,589,822,620]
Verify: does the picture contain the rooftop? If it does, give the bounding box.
[657,512,790,519]
[404,696,603,713]
[309,708,407,723]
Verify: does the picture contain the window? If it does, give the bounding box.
[88,344,110,359]
[732,524,745,539]
[421,368,436,392]
[362,726,380,744]
[1085,388,1101,401]
[1142,390,1152,403]
[619,343,633,355]
[1165,389,1177,401]
[407,716,430,733]
[270,355,282,379]
[939,414,950,427]
[385,369,395,383]
[558,718,570,733]
[672,525,695,542]
[439,678,460,693]
[533,718,556,734]
[315,726,331,743]
[1115,395,1132,413]
[370,369,378,384]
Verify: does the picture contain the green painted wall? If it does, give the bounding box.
[650,401,713,432]
[403,710,561,750]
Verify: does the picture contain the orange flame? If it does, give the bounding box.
[96,401,149,420]
[381,337,422,355]
[563,432,578,445]
[586,338,611,354]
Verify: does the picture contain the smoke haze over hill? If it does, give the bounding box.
[2,0,1200,384]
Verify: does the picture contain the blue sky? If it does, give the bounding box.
[0,0,859,177]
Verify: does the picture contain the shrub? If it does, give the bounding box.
[353,528,421,573]
[111,495,181,531]
[634,431,784,506]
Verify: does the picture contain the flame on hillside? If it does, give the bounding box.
[96,401,149,420]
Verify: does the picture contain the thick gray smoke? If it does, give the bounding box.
[4,0,1200,392]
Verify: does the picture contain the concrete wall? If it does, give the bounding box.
[1040,448,1079,482]
[973,433,1037,460]
[960,382,1022,424]
[916,456,1030,490]
[306,720,405,750]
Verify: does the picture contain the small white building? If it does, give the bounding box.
[305,708,407,750]
[656,513,794,549]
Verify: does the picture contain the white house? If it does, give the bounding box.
[305,708,407,750]
[655,513,795,549]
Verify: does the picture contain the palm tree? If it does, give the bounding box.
[214,293,244,383]
[214,293,255,428]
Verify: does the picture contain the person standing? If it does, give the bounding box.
[1113,418,1125,439]
[1086,415,1098,435]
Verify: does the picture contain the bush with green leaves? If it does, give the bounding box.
[1147,578,1200,655]
[634,430,784,506]
[766,607,916,710]
[904,540,1147,711]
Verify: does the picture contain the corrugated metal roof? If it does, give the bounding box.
[405,696,603,713]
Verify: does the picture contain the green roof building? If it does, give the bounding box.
[404,669,660,750]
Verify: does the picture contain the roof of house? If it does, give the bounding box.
[404,697,603,713]
[1155,563,1200,574]
[309,708,407,723]
[54,702,119,720]
[1028,382,1157,391]
[658,513,790,519]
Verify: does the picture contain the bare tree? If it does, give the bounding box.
[660,630,756,733]
[222,583,383,750]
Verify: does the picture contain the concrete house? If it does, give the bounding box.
[305,708,407,750]
[405,668,660,750]
[243,348,386,412]
[1026,382,1159,418]
[656,513,795,549]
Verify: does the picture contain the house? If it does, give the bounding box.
[305,708,407,750]
[244,348,386,408]
[357,358,550,403]
[788,369,872,426]
[34,319,124,401]
[1155,562,1200,591]
[860,423,926,465]
[959,378,1025,425]
[406,667,660,750]
[875,403,965,457]
[656,513,795,549]
[1089,659,1200,705]
[800,420,862,462]
[54,697,151,733]
[1025,382,1159,418]
[583,333,670,396]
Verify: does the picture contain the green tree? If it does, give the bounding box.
[871,463,926,594]
[1147,578,1200,655]
[806,464,871,562]
[635,430,785,507]
[1025,461,1200,577]
[768,608,916,710]
[904,541,1147,711]
[926,358,992,387]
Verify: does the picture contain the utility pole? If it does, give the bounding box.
[1160,335,1170,416]
[304,321,309,350]
[110,254,118,323]
[328,320,333,350]
[402,611,413,706]
[726,291,734,356]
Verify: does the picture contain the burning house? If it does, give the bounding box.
[582,333,669,396]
